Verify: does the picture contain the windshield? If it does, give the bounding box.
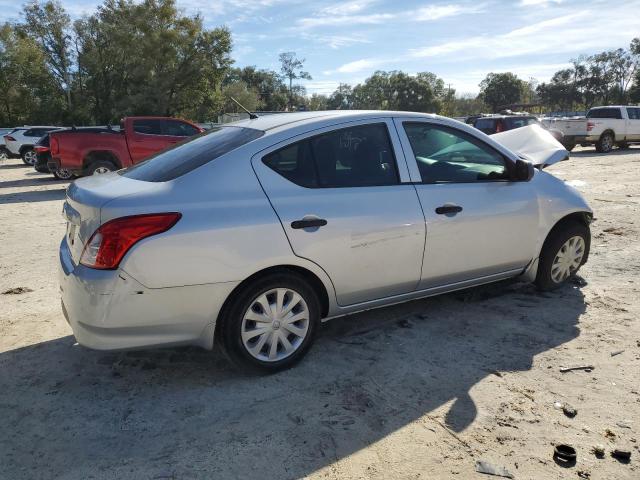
[120,126,264,182]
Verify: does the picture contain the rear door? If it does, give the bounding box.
[252,119,426,306]
[626,107,640,140]
[588,108,626,140]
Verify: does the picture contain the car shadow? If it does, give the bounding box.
[0,188,66,204]
[0,280,585,479]
[0,177,70,189]
[571,147,638,158]
[0,162,30,170]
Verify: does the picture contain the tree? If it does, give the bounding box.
[349,71,443,112]
[326,83,353,110]
[225,66,288,111]
[479,72,524,112]
[222,81,260,113]
[21,1,73,115]
[278,51,311,109]
[307,93,328,111]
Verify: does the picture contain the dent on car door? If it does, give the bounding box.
[252,120,426,306]
[393,118,539,289]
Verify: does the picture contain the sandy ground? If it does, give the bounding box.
[0,148,639,480]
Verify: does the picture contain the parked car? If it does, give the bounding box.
[48,117,203,176]
[3,126,59,165]
[542,106,640,152]
[33,131,75,180]
[0,127,15,160]
[472,115,565,146]
[60,111,592,372]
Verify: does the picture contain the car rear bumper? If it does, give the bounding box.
[58,238,238,351]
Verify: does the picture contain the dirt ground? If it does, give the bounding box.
[1,147,639,480]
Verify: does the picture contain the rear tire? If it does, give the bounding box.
[218,272,321,372]
[85,160,117,176]
[0,147,9,160]
[52,168,74,180]
[563,142,576,152]
[596,132,614,153]
[21,148,37,165]
[535,221,590,291]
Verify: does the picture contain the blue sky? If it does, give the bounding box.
[2,0,639,95]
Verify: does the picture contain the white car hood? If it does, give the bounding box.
[491,124,569,167]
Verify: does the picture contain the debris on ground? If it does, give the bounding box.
[560,365,594,373]
[562,404,578,418]
[1,287,33,295]
[611,449,632,462]
[577,470,591,479]
[604,429,617,440]
[553,444,577,465]
[397,318,414,328]
[591,445,605,458]
[616,421,632,429]
[475,460,514,478]
[611,350,625,357]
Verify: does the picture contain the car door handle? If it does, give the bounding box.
[291,218,327,229]
[435,205,463,215]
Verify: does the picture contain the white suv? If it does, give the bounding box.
[3,126,59,165]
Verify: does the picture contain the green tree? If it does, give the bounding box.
[278,51,311,109]
[479,72,524,112]
[326,83,353,110]
[21,1,73,115]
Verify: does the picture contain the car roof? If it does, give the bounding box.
[228,110,438,134]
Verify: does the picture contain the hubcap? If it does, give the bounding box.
[551,236,585,284]
[602,135,612,151]
[0,151,8,160]
[93,166,111,175]
[241,288,309,362]
[56,169,73,179]
[24,151,36,164]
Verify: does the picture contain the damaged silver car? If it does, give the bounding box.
[59,111,592,371]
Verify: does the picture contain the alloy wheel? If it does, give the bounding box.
[241,288,310,362]
[92,166,111,175]
[551,236,585,283]
[24,150,37,165]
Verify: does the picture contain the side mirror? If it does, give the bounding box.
[514,159,535,182]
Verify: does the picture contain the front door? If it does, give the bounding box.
[395,119,539,289]
[252,120,426,306]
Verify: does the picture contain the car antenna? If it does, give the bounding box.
[229,97,258,119]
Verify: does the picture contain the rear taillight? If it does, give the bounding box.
[80,213,181,270]
[586,121,595,132]
[50,136,59,155]
[4,135,15,141]
[34,146,49,153]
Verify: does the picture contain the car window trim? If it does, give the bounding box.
[253,117,413,186]
[262,122,401,189]
[396,118,516,184]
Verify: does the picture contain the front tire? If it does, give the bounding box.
[535,221,590,291]
[219,272,321,372]
[596,132,614,153]
[21,148,37,165]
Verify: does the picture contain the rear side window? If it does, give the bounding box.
[120,126,264,182]
[133,119,163,135]
[263,123,399,188]
[587,108,622,119]
[505,117,538,129]
[163,120,200,137]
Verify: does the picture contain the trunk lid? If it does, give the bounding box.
[63,172,165,265]
[491,124,569,168]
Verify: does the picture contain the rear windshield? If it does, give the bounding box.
[474,119,496,130]
[120,126,264,182]
[587,108,622,119]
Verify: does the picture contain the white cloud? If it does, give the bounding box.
[333,58,385,74]
[414,4,482,21]
[297,12,394,28]
[520,0,563,6]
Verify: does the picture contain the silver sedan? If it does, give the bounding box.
[59,111,592,371]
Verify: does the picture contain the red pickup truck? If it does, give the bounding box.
[48,116,204,176]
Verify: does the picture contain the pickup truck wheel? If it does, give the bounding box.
[535,221,590,291]
[86,160,117,175]
[0,147,9,160]
[596,132,614,153]
[22,148,37,165]
[52,168,74,180]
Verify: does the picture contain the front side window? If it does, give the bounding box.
[403,122,509,183]
[627,108,640,120]
[263,123,399,188]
